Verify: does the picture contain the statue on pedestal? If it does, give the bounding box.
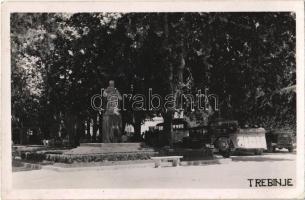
[102,80,122,143]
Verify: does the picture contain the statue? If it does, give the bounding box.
[102,80,122,143]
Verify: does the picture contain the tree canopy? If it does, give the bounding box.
[11,12,296,144]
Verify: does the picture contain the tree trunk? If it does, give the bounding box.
[163,111,173,146]
[93,114,97,142]
[177,44,185,84]
[134,113,142,141]
[20,122,25,144]
[163,13,174,147]
[98,112,103,142]
[86,118,90,141]
[74,116,81,146]
[65,111,76,146]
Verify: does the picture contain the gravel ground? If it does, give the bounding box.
[13,153,296,189]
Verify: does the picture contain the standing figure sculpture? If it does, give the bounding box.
[102,80,122,143]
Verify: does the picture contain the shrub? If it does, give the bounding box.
[20,151,46,162]
[20,149,157,164]
[44,152,157,163]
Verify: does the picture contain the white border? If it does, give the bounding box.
[1,0,304,199]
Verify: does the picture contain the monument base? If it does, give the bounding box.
[79,142,143,149]
[64,143,155,155]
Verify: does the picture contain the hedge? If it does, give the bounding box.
[20,151,46,162]
[45,152,157,163]
[20,151,157,164]
[20,151,63,162]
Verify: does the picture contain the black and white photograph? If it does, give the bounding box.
[1,1,304,199]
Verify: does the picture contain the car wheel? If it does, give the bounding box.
[254,149,263,155]
[216,137,230,150]
[220,150,231,158]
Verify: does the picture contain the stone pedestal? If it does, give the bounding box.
[80,142,142,149]
[65,142,154,154]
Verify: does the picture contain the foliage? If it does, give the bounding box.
[11,12,296,144]
[20,151,46,162]
[45,152,156,163]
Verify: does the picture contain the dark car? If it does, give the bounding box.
[183,119,239,157]
[207,119,239,157]
[266,129,295,152]
[182,126,209,149]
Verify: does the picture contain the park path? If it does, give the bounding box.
[13,153,296,189]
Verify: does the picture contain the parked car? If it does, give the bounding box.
[266,129,295,152]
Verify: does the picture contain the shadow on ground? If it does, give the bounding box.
[231,156,294,162]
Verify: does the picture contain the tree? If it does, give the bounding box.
[11,12,296,145]
[11,13,62,143]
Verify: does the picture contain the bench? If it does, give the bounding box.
[151,156,183,168]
